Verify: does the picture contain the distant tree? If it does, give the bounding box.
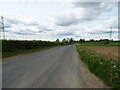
[33,40,36,43]
[95,40,99,42]
[79,39,85,42]
[66,38,70,42]
[111,39,113,42]
[99,39,103,42]
[90,39,94,42]
[62,38,66,42]
[56,38,60,42]
[62,38,70,44]
[69,38,74,44]
[103,39,110,45]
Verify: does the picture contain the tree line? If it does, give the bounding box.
[2,38,118,52]
[2,40,69,52]
[56,38,119,45]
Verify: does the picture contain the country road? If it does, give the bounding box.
[2,45,106,88]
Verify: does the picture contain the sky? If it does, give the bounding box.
[0,1,119,41]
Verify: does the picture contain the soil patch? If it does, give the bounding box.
[84,47,119,61]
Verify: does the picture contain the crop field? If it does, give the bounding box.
[84,47,119,61]
[77,42,119,61]
[76,42,120,88]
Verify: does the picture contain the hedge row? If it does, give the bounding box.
[2,40,67,52]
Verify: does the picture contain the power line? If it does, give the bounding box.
[1,16,5,40]
[110,27,112,41]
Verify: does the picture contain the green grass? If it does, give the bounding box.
[76,44,120,88]
[2,46,60,58]
[77,42,120,47]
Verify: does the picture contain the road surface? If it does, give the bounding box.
[3,45,103,88]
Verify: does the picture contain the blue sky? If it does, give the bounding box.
[0,2,118,41]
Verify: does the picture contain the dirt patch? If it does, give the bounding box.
[84,47,119,61]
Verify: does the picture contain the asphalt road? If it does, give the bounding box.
[3,45,87,88]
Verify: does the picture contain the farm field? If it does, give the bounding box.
[84,47,119,61]
[76,42,120,88]
[77,42,119,61]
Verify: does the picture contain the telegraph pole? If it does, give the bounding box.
[1,16,5,40]
[110,27,112,41]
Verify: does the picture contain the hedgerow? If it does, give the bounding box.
[2,40,66,52]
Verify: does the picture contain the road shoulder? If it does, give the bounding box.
[75,46,108,88]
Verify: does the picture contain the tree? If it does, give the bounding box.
[103,39,110,45]
[99,39,103,42]
[62,38,70,44]
[79,39,85,42]
[66,38,70,42]
[69,38,74,44]
[62,38,66,42]
[90,39,94,42]
[56,38,60,42]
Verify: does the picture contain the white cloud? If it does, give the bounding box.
[3,15,118,40]
[52,2,116,26]
[0,2,118,40]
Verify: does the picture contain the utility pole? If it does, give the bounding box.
[1,16,5,40]
[110,27,112,41]
[34,32,36,40]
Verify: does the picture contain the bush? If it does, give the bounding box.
[103,39,110,45]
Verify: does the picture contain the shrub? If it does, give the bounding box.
[103,39,110,45]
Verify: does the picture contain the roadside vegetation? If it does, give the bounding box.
[2,39,68,58]
[2,38,75,58]
[76,41,120,88]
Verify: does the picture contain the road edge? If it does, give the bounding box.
[74,45,108,88]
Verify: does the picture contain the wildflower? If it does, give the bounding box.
[113,65,116,68]
[116,76,119,79]
[100,62,102,64]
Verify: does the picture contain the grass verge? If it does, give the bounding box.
[76,44,120,88]
[2,46,60,58]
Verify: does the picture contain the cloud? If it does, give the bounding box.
[53,2,116,26]
[86,16,118,33]
[89,31,118,35]
[3,17,55,36]
[54,12,78,26]
[58,33,73,36]
[15,32,34,35]
[58,32,74,36]
[1,2,118,40]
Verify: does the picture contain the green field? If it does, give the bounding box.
[76,43,120,88]
[77,41,120,47]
